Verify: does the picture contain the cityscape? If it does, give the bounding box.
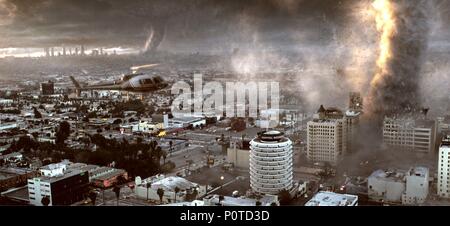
[0,0,450,210]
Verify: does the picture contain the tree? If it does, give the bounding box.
[146,183,152,201]
[116,175,127,185]
[113,118,123,125]
[157,188,164,204]
[41,196,50,206]
[162,150,168,164]
[113,185,121,206]
[174,186,180,203]
[278,189,292,205]
[88,190,98,206]
[33,107,42,118]
[230,117,246,132]
[218,195,224,206]
[56,121,71,144]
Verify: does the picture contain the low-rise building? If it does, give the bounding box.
[0,167,39,192]
[402,167,429,204]
[134,175,207,203]
[227,139,250,169]
[202,194,279,206]
[0,152,23,163]
[305,191,358,206]
[28,163,89,206]
[368,167,429,205]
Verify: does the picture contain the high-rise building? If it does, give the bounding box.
[249,131,293,195]
[27,162,89,206]
[307,105,347,165]
[41,81,54,95]
[438,134,450,198]
[382,116,436,153]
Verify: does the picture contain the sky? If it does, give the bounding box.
[0,0,449,55]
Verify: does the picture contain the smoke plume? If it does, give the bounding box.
[143,24,166,54]
[366,0,431,119]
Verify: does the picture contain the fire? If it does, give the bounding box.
[370,0,396,88]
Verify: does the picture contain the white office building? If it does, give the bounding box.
[307,105,347,165]
[438,135,450,198]
[27,162,89,206]
[249,131,293,195]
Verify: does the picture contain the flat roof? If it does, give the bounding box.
[145,176,198,192]
[0,167,35,180]
[407,167,429,177]
[305,192,358,206]
[369,169,406,182]
[32,169,86,184]
[1,186,29,202]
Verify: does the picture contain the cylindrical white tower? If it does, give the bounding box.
[250,130,293,195]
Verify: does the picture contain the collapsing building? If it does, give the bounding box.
[383,116,436,153]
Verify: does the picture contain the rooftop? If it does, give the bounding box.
[139,175,199,192]
[407,167,429,178]
[205,194,278,206]
[34,169,87,184]
[252,130,289,143]
[369,169,406,183]
[305,191,358,206]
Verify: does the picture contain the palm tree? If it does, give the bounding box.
[186,159,194,172]
[88,190,98,206]
[169,140,173,153]
[41,196,50,206]
[155,146,163,165]
[113,185,121,206]
[162,150,168,164]
[157,188,164,204]
[191,188,199,201]
[146,183,152,201]
[174,186,180,203]
[278,189,292,206]
[218,195,224,206]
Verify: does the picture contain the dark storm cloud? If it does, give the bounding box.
[0,0,358,48]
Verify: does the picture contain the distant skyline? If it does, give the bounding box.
[0,46,139,58]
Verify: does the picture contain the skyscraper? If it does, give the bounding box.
[249,131,293,195]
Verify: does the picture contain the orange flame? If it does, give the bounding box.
[370,0,396,88]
